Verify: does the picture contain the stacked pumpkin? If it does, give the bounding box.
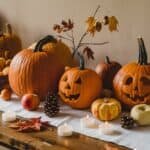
[0,24,22,100]
[0,24,22,59]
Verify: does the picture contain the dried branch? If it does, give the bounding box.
[56,35,72,42]
[72,5,101,57]
[80,41,109,46]
[93,5,100,17]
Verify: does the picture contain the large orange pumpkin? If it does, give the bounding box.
[113,37,150,108]
[0,24,22,58]
[9,35,64,99]
[59,53,102,109]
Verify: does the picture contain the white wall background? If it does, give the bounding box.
[0,0,150,68]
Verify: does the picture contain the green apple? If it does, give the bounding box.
[131,104,150,126]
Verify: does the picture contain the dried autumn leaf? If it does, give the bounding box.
[96,22,102,32]
[68,19,74,30]
[103,16,109,25]
[53,24,62,33]
[83,47,94,60]
[108,16,119,32]
[86,17,96,36]
[9,117,50,132]
[61,20,68,28]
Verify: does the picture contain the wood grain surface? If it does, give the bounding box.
[0,112,131,150]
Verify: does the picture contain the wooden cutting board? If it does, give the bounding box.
[0,112,131,150]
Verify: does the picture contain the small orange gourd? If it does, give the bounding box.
[91,98,121,121]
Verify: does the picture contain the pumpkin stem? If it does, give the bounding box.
[105,56,111,64]
[140,37,148,65]
[138,37,148,65]
[137,38,142,64]
[34,35,57,52]
[77,52,85,70]
[5,24,12,35]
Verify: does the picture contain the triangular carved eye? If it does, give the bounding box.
[63,76,68,81]
[140,77,150,85]
[125,77,133,85]
[75,77,82,84]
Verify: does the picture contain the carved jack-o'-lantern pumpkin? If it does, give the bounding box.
[113,37,150,108]
[59,53,102,109]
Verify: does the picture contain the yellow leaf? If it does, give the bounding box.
[86,17,96,36]
[86,17,96,25]
[108,16,119,32]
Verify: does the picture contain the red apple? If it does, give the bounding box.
[21,94,40,111]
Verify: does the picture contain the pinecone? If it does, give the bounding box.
[121,114,135,129]
[44,92,59,117]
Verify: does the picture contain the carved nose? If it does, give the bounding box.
[65,84,71,89]
[134,86,138,91]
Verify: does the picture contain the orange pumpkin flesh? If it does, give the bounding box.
[59,53,102,109]
[9,36,64,99]
[113,37,150,108]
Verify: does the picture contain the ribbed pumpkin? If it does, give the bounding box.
[29,36,77,67]
[91,98,121,121]
[59,53,102,109]
[0,24,22,58]
[95,56,121,90]
[113,37,150,108]
[9,36,64,99]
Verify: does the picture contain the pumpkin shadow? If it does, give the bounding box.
[111,130,122,136]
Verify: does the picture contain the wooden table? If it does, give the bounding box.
[0,112,131,150]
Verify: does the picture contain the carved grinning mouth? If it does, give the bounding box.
[125,93,149,102]
[61,92,80,101]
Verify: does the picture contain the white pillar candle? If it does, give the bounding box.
[57,123,73,137]
[2,111,17,122]
[80,115,98,128]
[99,122,115,135]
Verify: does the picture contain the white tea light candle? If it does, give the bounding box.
[57,123,73,136]
[80,115,98,128]
[2,111,16,122]
[99,122,115,135]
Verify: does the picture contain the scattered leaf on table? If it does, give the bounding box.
[9,117,50,132]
